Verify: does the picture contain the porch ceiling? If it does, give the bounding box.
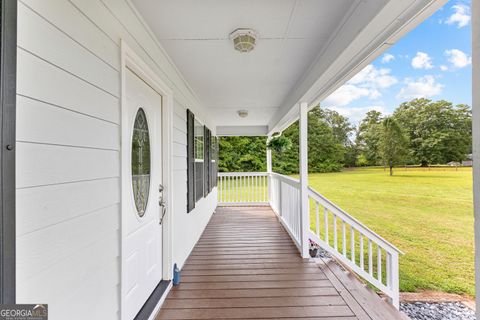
[132,0,446,136]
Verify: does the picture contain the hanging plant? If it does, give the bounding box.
[267,135,292,153]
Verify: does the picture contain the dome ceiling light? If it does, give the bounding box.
[230,28,257,53]
[237,110,249,118]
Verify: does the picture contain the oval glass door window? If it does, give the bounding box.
[131,108,151,217]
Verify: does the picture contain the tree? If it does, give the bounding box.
[314,108,354,146]
[271,106,347,174]
[219,136,267,172]
[357,110,383,165]
[393,99,472,166]
[379,117,408,176]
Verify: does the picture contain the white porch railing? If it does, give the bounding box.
[269,173,302,249]
[217,171,402,308]
[217,172,269,205]
[308,187,403,308]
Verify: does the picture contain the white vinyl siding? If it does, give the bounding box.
[171,103,218,269]
[16,1,216,319]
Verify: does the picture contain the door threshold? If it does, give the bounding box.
[134,280,172,320]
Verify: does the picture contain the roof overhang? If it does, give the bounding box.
[268,0,448,135]
[131,0,447,136]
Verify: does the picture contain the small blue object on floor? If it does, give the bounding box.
[173,263,180,285]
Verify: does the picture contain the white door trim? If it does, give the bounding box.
[120,40,174,320]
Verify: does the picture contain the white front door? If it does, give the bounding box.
[123,68,164,320]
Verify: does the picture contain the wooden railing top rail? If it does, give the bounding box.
[218,172,268,177]
[269,172,300,187]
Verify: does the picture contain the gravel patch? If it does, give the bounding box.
[400,302,476,320]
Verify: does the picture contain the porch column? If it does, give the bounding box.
[266,136,272,205]
[299,102,310,258]
[473,0,479,317]
[266,140,272,173]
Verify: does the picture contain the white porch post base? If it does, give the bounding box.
[299,102,310,258]
[473,0,480,317]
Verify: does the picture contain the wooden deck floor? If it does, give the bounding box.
[157,206,408,320]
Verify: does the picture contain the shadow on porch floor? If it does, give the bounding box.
[156,206,408,320]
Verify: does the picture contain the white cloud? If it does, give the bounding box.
[349,65,398,89]
[411,52,433,69]
[440,65,449,71]
[396,75,444,100]
[381,54,395,64]
[445,4,470,28]
[323,64,398,107]
[323,85,370,107]
[369,89,381,100]
[330,106,388,124]
[445,49,471,68]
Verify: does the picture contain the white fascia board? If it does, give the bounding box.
[267,0,447,135]
[216,125,268,136]
[472,0,480,317]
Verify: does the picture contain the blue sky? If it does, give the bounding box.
[322,0,472,124]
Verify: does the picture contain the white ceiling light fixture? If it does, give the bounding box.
[237,110,249,118]
[230,28,257,53]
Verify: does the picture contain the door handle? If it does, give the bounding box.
[159,200,167,225]
[159,183,166,224]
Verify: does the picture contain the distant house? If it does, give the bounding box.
[462,154,473,166]
[447,161,461,166]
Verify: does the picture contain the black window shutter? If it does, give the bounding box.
[203,126,211,197]
[186,109,195,212]
[208,130,212,192]
[213,136,218,188]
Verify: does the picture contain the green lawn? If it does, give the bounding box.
[307,167,474,296]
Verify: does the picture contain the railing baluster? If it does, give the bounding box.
[245,175,248,202]
[243,176,250,202]
[386,252,392,288]
[351,226,355,263]
[242,175,245,202]
[248,175,251,202]
[360,233,364,270]
[324,207,329,244]
[226,176,229,203]
[251,175,254,202]
[235,176,238,202]
[342,220,346,256]
[250,176,255,202]
[264,175,267,202]
[219,176,222,202]
[246,175,249,202]
[231,176,233,203]
[368,239,373,276]
[315,202,320,237]
[248,176,255,202]
[377,246,382,282]
[241,175,244,202]
[333,214,338,251]
[263,175,265,202]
